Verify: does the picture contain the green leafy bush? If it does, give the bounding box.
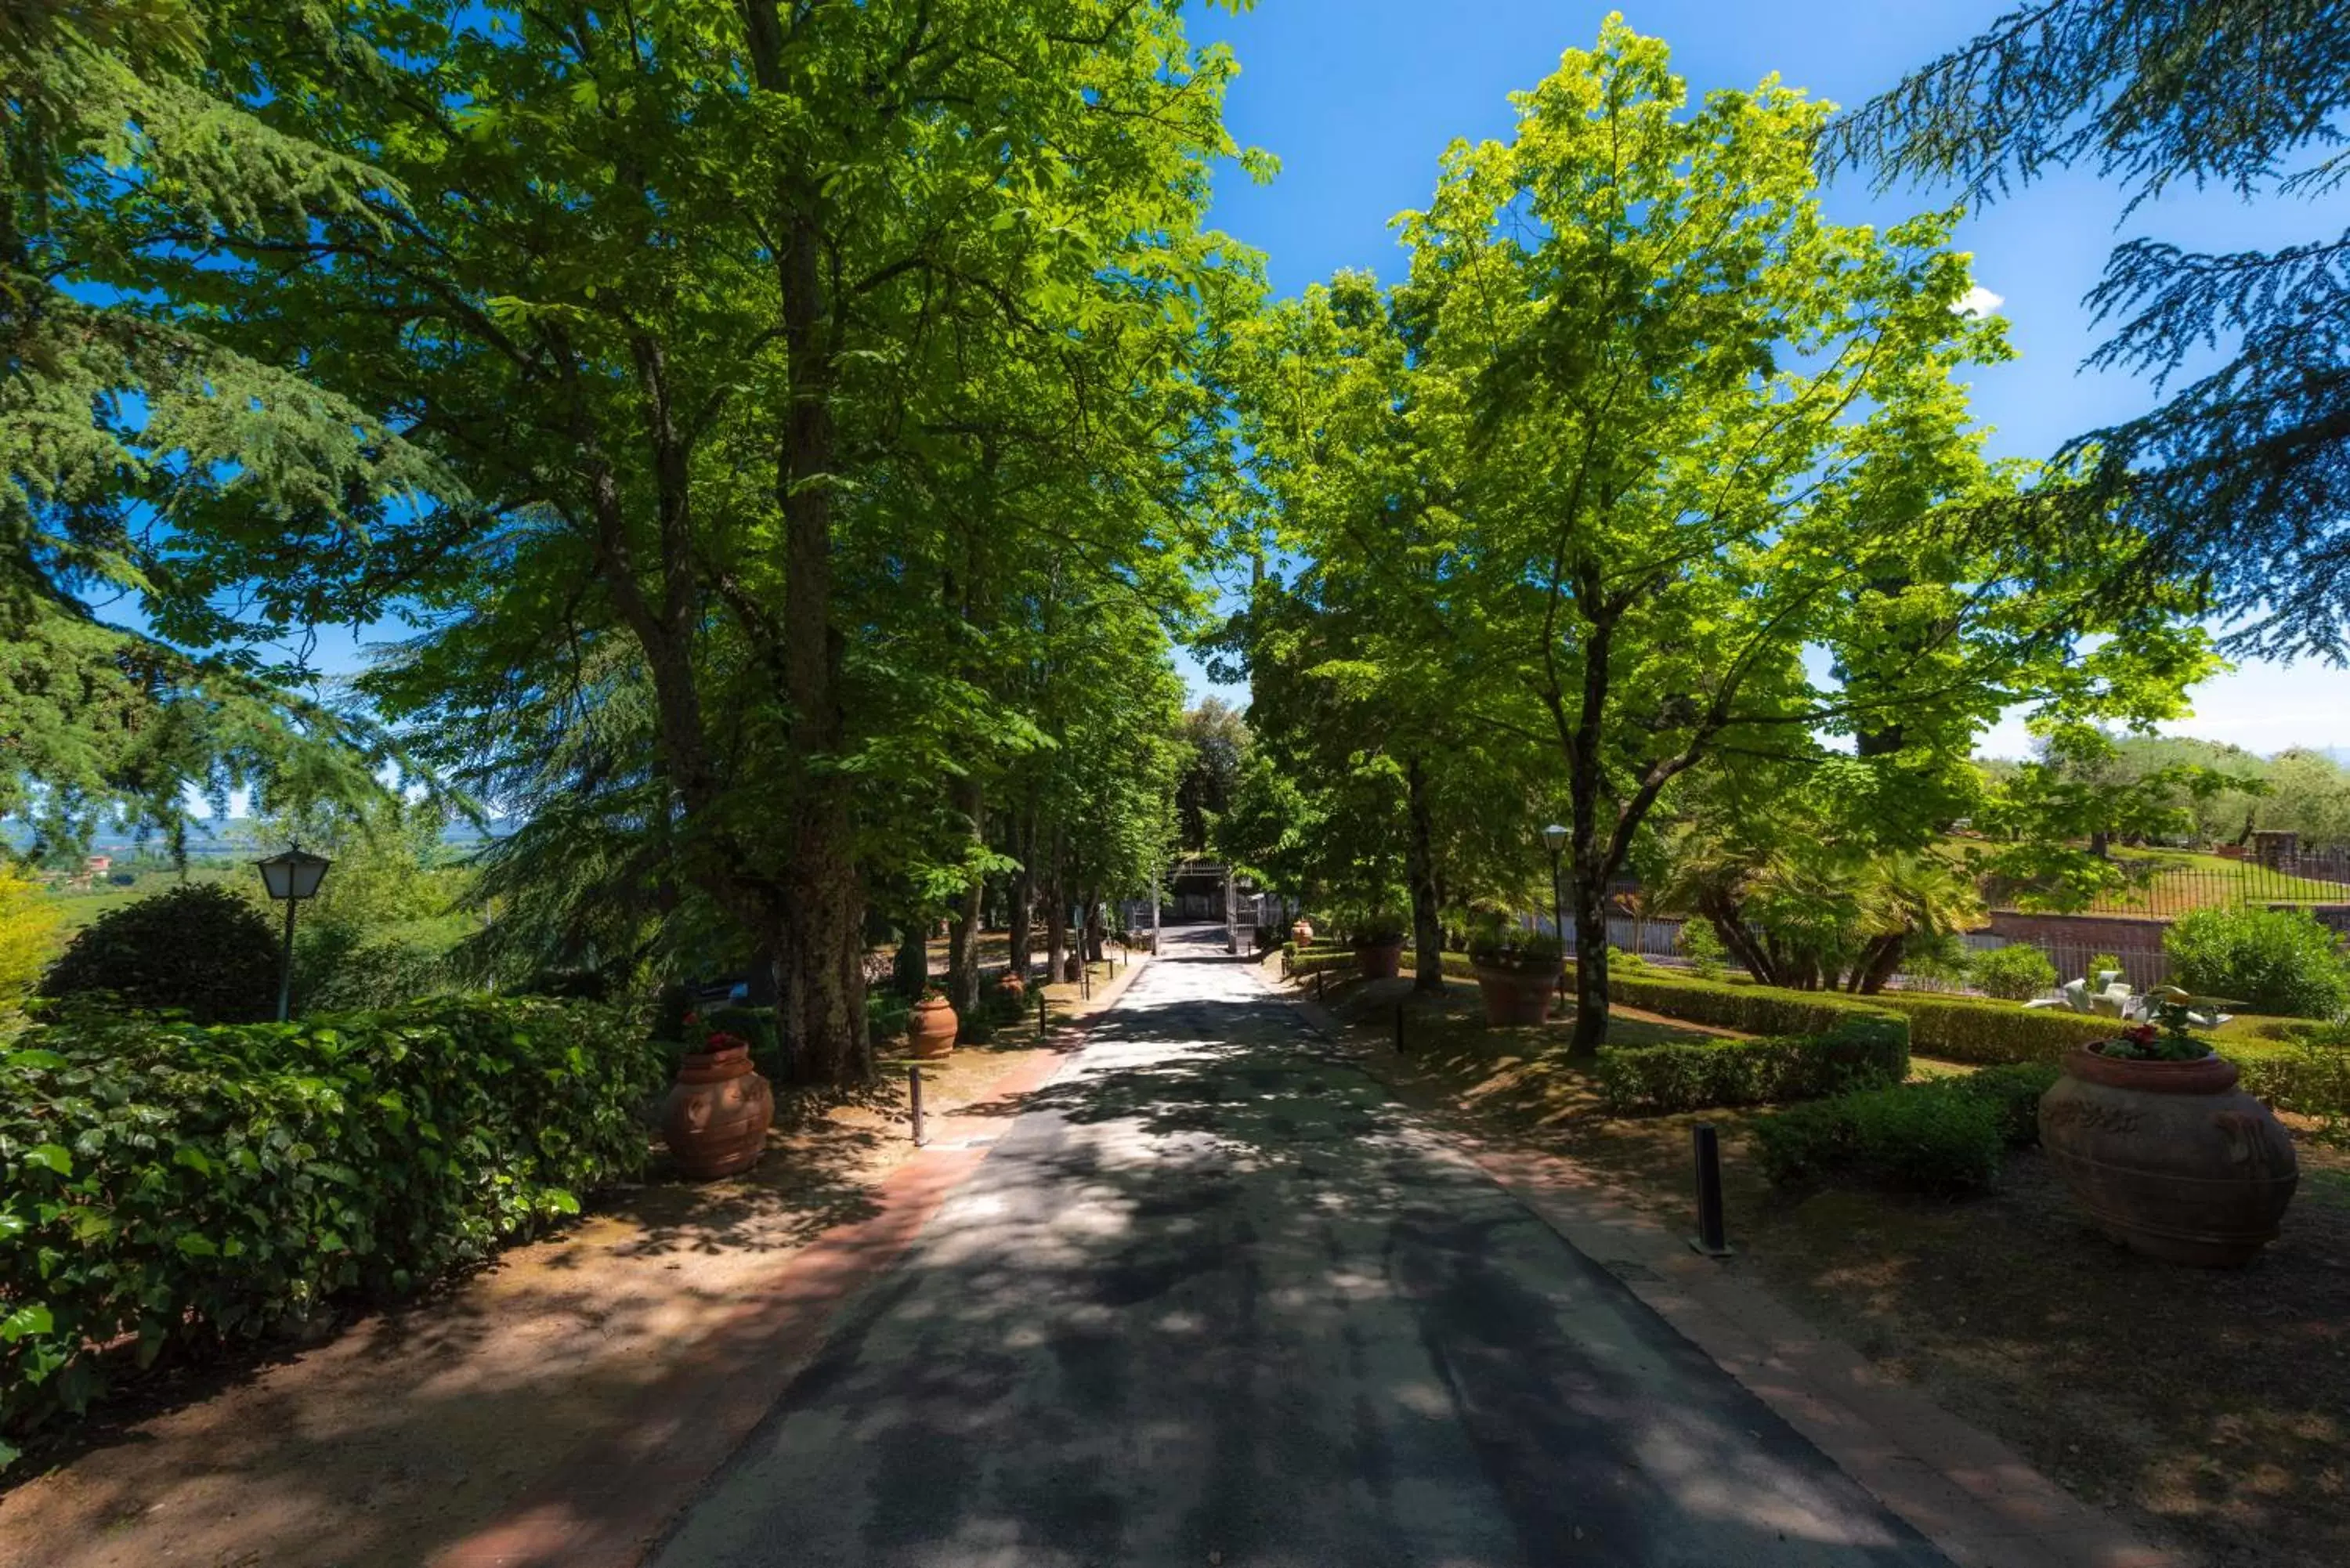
[38,883,280,1023]
[2233,1039,2350,1127]
[1466,924,1562,972]
[1676,920,1727,981]
[298,932,448,1013]
[1596,1017,1909,1114]
[1868,992,2115,1064]
[1348,911,1408,946]
[0,996,665,1462]
[2165,906,2350,1019]
[1956,1061,2064,1145]
[1753,1083,2005,1194]
[1969,943,2057,1001]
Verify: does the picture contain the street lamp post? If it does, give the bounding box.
[1542,823,1570,1013]
[256,846,333,1023]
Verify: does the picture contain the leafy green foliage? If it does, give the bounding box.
[0,995,663,1456]
[2165,906,2350,1019]
[1604,966,1906,1039]
[1868,990,2114,1065]
[1597,1017,1910,1115]
[1827,1,2350,659]
[1969,943,2059,1002]
[1959,1062,2065,1145]
[38,883,279,1022]
[1753,1082,2006,1195]
[1466,924,1562,974]
[1676,919,1728,982]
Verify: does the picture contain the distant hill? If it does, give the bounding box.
[6,818,516,858]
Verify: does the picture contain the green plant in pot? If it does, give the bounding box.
[1467,924,1564,1027]
[2037,985,2296,1266]
[1349,911,1409,981]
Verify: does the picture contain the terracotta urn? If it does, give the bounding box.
[995,970,1027,1001]
[1062,953,1083,983]
[2038,1048,2298,1267]
[1354,938,1405,981]
[1291,919,1315,945]
[662,1042,774,1180]
[909,996,959,1060]
[1473,966,1558,1027]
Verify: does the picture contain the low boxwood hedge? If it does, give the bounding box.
[1867,992,2116,1065]
[0,996,667,1465]
[1603,966,1900,1038]
[1596,1016,1910,1114]
[1752,1061,2063,1196]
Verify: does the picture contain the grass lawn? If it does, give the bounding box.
[1298,963,2350,1568]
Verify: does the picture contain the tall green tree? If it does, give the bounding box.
[160,2,1260,1082]
[1826,1,2350,660]
[1,0,432,851]
[1259,23,2212,1050]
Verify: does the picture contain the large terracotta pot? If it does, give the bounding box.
[995,971,1027,1002]
[1291,919,1315,945]
[662,1043,774,1180]
[909,997,959,1060]
[1062,953,1083,983]
[1474,966,1558,1026]
[2038,1048,2298,1267]
[1355,939,1405,981]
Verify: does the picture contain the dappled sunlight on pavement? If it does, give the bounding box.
[653,923,1946,1567]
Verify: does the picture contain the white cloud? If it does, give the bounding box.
[1955,284,2006,317]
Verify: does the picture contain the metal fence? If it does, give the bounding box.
[1531,911,2168,1000]
[1994,855,2350,919]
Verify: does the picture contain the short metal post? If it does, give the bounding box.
[1038,985,1048,1034]
[1690,1124,1731,1256]
[1316,968,1325,1001]
[909,1065,926,1147]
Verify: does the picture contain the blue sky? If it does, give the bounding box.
[1178,0,2350,758]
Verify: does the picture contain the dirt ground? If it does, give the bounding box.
[1297,962,2350,1568]
[0,961,1127,1568]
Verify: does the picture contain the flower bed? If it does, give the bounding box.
[0,997,667,1464]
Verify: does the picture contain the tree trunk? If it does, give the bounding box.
[1082,889,1104,962]
[1007,807,1035,982]
[1405,755,1444,993]
[1043,831,1068,981]
[1853,933,1907,995]
[894,920,928,1000]
[945,776,984,1023]
[1568,872,1611,1055]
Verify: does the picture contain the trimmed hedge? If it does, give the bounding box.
[0,997,666,1464]
[1754,1083,2005,1194]
[1869,992,2115,1065]
[1754,1061,2061,1195]
[1597,1017,1910,1114]
[1603,966,1901,1038]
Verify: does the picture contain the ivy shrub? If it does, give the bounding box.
[0,995,665,1465]
[38,883,281,1023]
[1968,943,2059,1002]
[2166,906,2350,1019]
[1868,992,2114,1065]
[1957,1061,2065,1144]
[1596,1016,1910,1114]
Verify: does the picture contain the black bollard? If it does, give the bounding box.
[909,1064,926,1148]
[1038,985,1048,1035]
[1316,967,1325,1002]
[1690,1123,1731,1256]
